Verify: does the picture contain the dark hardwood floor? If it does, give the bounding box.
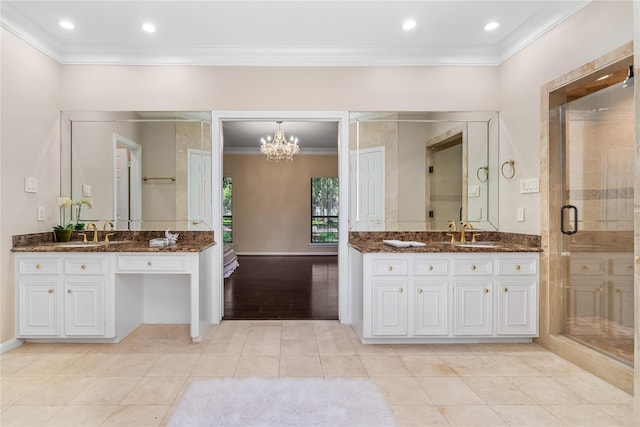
[223,255,338,320]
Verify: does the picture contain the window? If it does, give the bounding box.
[223,177,232,242]
[311,177,339,243]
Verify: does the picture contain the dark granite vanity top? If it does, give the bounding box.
[349,231,541,253]
[11,230,215,253]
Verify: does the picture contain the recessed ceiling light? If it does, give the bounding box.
[402,20,417,31]
[142,23,156,33]
[484,22,499,31]
[58,20,75,30]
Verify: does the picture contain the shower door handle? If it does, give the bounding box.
[561,204,578,235]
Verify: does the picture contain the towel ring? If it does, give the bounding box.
[501,160,515,179]
[476,165,488,183]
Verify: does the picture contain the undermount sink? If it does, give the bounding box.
[455,242,500,248]
[56,242,103,247]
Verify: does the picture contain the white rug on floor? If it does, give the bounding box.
[167,377,397,427]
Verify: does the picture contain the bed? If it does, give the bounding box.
[223,243,239,278]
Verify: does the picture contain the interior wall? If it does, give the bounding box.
[0,30,61,344]
[222,154,339,254]
[497,0,633,235]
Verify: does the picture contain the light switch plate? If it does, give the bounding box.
[37,206,45,221]
[24,177,38,193]
[517,207,525,222]
[467,185,480,197]
[82,184,92,197]
[519,178,539,194]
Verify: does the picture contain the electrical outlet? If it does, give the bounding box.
[82,184,92,197]
[467,185,480,198]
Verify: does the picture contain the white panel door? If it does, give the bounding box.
[188,149,212,230]
[496,280,536,335]
[64,280,105,336]
[350,148,384,230]
[18,280,59,336]
[372,280,408,336]
[453,280,492,336]
[413,280,448,335]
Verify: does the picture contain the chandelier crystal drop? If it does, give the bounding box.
[260,121,300,161]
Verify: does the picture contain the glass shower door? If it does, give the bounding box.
[559,82,635,365]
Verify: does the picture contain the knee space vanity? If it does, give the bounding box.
[12,231,217,343]
[349,233,541,344]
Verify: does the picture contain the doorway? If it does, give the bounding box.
[211,112,350,323]
[113,134,142,230]
[427,133,463,229]
[557,75,635,364]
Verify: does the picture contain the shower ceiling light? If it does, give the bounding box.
[260,121,300,161]
[622,65,634,88]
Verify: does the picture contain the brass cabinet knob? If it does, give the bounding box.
[515,265,521,271]
[504,287,508,292]
[418,289,423,294]
[399,288,404,293]
[48,289,54,294]
[67,289,72,294]
[81,265,86,270]
[387,265,393,271]
[483,288,489,293]
[428,265,433,271]
[471,265,477,271]
[35,264,41,269]
[147,261,152,267]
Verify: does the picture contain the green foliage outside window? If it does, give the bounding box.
[311,177,339,243]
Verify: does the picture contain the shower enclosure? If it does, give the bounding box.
[558,76,635,364]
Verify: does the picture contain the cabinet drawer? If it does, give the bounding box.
[452,259,492,275]
[611,259,634,276]
[413,259,448,276]
[496,258,537,275]
[570,258,606,275]
[371,259,409,276]
[18,258,59,275]
[117,255,188,272]
[64,258,106,275]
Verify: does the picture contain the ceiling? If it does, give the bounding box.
[1,0,590,67]
[1,1,591,151]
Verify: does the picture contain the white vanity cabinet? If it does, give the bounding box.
[14,246,215,343]
[352,249,539,343]
[16,254,111,338]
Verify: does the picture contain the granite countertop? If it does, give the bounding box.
[349,231,542,253]
[11,230,215,253]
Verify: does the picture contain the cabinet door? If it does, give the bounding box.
[64,279,105,336]
[453,280,492,335]
[413,281,448,335]
[372,280,408,336]
[496,280,536,335]
[18,280,59,336]
[564,280,606,333]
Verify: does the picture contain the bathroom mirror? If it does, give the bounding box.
[61,111,212,230]
[349,111,498,231]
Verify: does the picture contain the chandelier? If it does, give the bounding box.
[260,121,300,161]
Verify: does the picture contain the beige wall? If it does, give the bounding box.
[1,30,61,343]
[0,1,634,345]
[223,154,338,254]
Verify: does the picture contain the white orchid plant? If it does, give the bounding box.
[55,197,93,230]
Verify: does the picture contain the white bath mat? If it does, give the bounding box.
[167,377,397,427]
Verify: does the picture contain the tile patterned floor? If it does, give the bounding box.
[0,321,634,426]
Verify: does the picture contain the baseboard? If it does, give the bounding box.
[236,252,338,256]
[0,338,23,354]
